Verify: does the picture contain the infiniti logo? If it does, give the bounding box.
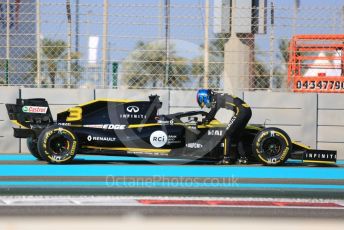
[126,106,140,113]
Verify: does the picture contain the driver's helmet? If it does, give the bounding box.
[197,89,213,108]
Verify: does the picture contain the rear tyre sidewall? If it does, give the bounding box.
[27,137,43,160]
[252,127,292,166]
[37,125,78,164]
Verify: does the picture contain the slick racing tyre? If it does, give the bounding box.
[37,125,78,164]
[27,137,43,160]
[252,127,292,166]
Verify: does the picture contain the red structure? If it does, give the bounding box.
[288,34,344,93]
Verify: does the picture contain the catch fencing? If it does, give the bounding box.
[0,0,343,90]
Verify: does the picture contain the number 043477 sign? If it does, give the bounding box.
[293,77,344,93]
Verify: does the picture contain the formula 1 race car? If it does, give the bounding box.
[6,95,337,165]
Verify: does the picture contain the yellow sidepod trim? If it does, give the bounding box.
[128,123,162,128]
[83,146,171,153]
[303,160,335,164]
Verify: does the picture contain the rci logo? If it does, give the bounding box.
[149,130,167,148]
[126,106,139,113]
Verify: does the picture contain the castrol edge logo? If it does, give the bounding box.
[22,106,48,114]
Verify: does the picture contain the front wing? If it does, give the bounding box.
[302,149,337,164]
[292,149,337,164]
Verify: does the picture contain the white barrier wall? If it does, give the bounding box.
[318,94,344,157]
[95,89,170,114]
[169,90,199,114]
[0,88,343,159]
[0,87,20,153]
[243,92,317,148]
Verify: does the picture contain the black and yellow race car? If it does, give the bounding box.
[6,95,337,165]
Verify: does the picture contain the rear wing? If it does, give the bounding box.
[6,98,53,130]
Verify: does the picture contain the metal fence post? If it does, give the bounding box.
[36,0,41,87]
[102,0,109,88]
[6,0,10,85]
[164,0,170,88]
[66,0,72,88]
[269,1,275,89]
[203,0,209,89]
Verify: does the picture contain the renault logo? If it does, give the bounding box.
[126,106,139,113]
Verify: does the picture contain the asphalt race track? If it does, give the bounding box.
[0,154,343,197]
[0,154,343,219]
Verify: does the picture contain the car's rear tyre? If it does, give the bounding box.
[37,125,78,164]
[27,137,43,160]
[252,127,292,166]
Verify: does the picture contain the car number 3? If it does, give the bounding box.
[66,107,82,122]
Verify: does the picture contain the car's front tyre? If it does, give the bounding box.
[37,125,78,164]
[252,127,292,166]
